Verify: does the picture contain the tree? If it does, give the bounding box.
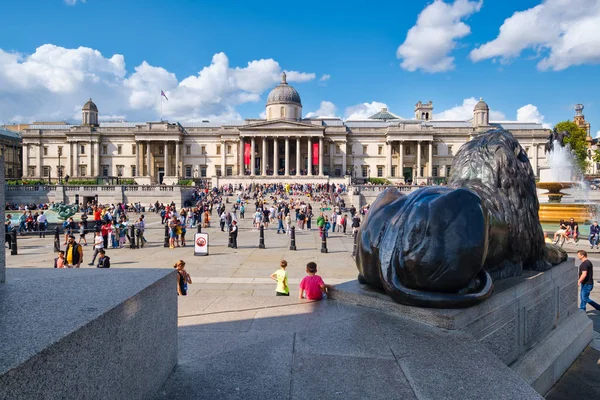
[554,120,589,173]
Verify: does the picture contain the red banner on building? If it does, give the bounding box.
[312,142,319,165]
[244,143,251,165]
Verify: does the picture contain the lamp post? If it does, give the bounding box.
[177,165,180,183]
[351,151,355,184]
[368,167,371,182]
[57,147,62,184]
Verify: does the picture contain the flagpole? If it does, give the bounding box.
[160,92,163,121]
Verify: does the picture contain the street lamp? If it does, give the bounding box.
[177,165,181,182]
[351,151,355,184]
[368,167,371,182]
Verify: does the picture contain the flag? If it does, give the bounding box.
[312,142,319,165]
[161,90,169,101]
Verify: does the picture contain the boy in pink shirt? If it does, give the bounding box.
[299,262,328,300]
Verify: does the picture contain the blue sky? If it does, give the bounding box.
[1,0,599,135]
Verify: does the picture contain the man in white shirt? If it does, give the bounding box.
[37,211,48,238]
[88,231,104,266]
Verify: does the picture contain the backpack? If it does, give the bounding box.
[98,256,110,268]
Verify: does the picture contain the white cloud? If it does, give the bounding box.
[596,130,600,138]
[319,74,330,82]
[516,104,551,128]
[470,0,600,71]
[0,45,315,123]
[65,0,85,4]
[434,97,506,120]
[345,101,388,120]
[396,0,483,72]
[305,101,337,118]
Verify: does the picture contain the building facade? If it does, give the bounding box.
[19,74,556,185]
[0,127,23,180]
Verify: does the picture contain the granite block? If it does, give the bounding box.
[0,268,177,400]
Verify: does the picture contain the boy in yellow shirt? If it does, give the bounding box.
[270,260,289,296]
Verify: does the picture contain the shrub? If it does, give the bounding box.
[367,177,391,185]
[120,179,137,185]
[7,179,50,186]
[177,179,194,186]
[67,179,98,185]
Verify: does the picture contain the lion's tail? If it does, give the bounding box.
[383,270,494,309]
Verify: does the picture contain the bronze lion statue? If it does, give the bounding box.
[356,129,564,308]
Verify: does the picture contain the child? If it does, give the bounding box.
[270,260,289,296]
[78,222,87,246]
[54,250,65,268]
[181,224,187,247]
[299,262,328,300]
[97,249,111,268]
[174,260,192,296]
[118,222,127,248]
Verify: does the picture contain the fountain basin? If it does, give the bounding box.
[538,203,598,224]
[536,181,580,203]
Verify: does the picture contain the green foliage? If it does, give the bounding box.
[555,120,589,172]
[593,149,600,164]
[367,177,391,185]
[177,179,194,186]
[120,179,137,185]
[67,179,98,185]
[7,179,50,186]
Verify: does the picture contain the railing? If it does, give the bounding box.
[351,185,420,193]
[5,185,56,191]
[5,184,187,193]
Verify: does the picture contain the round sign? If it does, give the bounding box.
[196,237,206,247]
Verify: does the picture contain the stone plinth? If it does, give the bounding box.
[330,259,592,396]
[0,268,177,400]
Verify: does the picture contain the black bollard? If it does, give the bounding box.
[136,228,142,248]
[321,230,328,253]
[258,225,266,249]
[129,225,136,249]
[164,225,169,248]
[289,226,297,251]
[197,224,202,234]
[11,230,18,255]
[53,226,61,252]
[228,227,233,248]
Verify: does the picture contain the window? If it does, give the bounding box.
[392,166,396,177]
[186,145,191,155]
[446,166,451,176]
[324,145,328,156]
[216,145,221,155]
[116,165,124,176]
[79,165,87,176]
[377,166,383,177]
[433,145,438,156]
[336,145,341,155]
[525,147,530,157]
[216,166,222,177]
[43,147,48,156]
[102,145,108,155]
[28,166,36,177]
[405,146,411,155]
[185,166,192,178]
[117,145,122,155]
[201,145,206,155]
[433,167,438,177]
[335,168,341,177]
[80,145,85,155]
[447,146,453,156]
[362,145,367,155]
[227,145,232,155]
[362,166,368,177]
[43,166,50,177]
[226,166,233,176]
[102,165,109,177]
[132,144,136,155]
[201,167,207,177]
[378,146,383,155]
[131,165,137,176]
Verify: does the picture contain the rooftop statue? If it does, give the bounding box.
[356,128,566,308]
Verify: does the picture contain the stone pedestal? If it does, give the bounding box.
[330,259,592,396]
[0,269,177,400]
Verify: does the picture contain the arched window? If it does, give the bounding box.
[281,106,285,118]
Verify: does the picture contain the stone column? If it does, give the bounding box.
[329,142,334,174]
[37,143,42,178]
[22,145,29,178]
[251,137,256,176]
[341,142,347,176]
[135,142,140,176]
[75,142,80,177]
[319,137,324,176]
[95,142,100,177]
[441,165,446,177]
[284,137,290,176]
[296,137,301,175]
[261,138,267,176]
[273,138,279,175]
[533,144,539,177]
[428,141,433,177]
[221,141,226,177]
[239,138,244,176]
[164,142,169,176]
[387,141,393,177]
[399,142,404,181]
[146,141,151,177]
[307,137,312,176]
[417,141,422,178]
[66,142,72,177]
[176,141,181,178]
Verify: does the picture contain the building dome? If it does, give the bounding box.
[368,107,400,121]
[266,73,301,106]
[82,98,98,112]
[474,98,489,111]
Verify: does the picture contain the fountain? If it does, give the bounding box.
[536,129,597,224]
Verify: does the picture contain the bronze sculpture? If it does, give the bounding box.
[544,128,570,154]
[356,129,565,308]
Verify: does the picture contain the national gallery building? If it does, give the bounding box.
[18,73,559,185]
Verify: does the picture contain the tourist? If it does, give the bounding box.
[88,231,104,266]
[174,260,192,296]
[38,211,47,238]
[284,213,291,234]
[352,214,360,237]
[63,217,75,244]
[240,203,245,219]
[553,219,568,245]
[577,250,600,311]
[78,221,87,246]
[317,212,325,237]
[136,215,146,247]
[54,250,65,268]
[566,218,579,243]
[18,211,26,234]
[64,235,83,268]
[276,210,286,234]
[324,216,331,238]
[5,214,12,249]
[100,222,110,248]
[270,259,289,296]
[230,220,238,249]
[118,221,127,248]
[589,221,600,249]
[168,217,177,249]
[299,262,328,300]
[180,222,187,247]
[96,249,111,268]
